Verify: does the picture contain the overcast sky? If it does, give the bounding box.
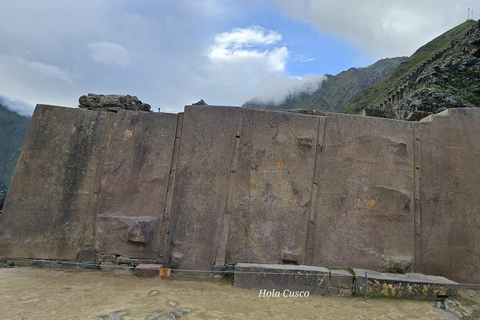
[0,0,477,116]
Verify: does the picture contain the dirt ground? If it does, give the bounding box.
[0,267,476,320]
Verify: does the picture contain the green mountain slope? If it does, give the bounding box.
[242,57,407,113]
[344,20,479,119]
[0,104,30,211]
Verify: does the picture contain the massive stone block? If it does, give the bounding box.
[312,114,415,270]
[419,109,480,284]
[167,105,240,271]
[95,111,178,259]
[225,109,320,265]
[0,105,114,260]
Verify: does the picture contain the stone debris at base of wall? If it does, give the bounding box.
[437,298,476,320]
[78,93,151,112]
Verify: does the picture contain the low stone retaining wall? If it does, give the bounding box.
[234,263,459,300]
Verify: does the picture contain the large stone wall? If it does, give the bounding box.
[0,104,479,284]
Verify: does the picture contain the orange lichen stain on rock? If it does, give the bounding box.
[317,278,324,286]
[124,130,133,138]
[421,284,429,298]
[51,115,56,121]
[366,199,376,207]
[436,287,447,296]
[276,162,282,168]
[389,284,397,296]
[45,109,50,114]
[367,286,374,295]
[380,283,389,296]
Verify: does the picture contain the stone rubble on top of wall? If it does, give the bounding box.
[78,93,152,112]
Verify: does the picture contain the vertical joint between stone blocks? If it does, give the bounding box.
[413,123,422,273]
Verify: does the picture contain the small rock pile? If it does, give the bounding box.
[79,94,151,112]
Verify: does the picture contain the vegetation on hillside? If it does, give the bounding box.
[343,20,478,115]
[243,57,407,113]
[0,104,30,211]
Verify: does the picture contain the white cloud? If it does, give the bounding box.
[212,26,282,49]
[87,41,132,68]
[0,94,34,117]
[268,0,476,60]
[254,74,326,105]
[17,57,76,84]
[207,26,289,84]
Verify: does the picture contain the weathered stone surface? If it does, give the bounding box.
[379,255,412,274]
[226,109,319,265]
[362,107,391,118]
[95,111,177,258]
[135,263,163,277]
[6,259,32,267]
[79,94,151,112]
[78,248,97,263]
[99,254,116,263]
[96,216,159,258]
[116,256,131,265]
[312,114,415,270]
[31,260,60,268]
[131,259,157,267]
[418,109,480,284]
[234,263,329,294]
[354,269,458,300]
[127,221,154,244]
[282,249,301,264]
[329,269,354,296]
[192,99,207,105]
[289,108,326,116]
[168,105,240,271]
[99,262,117,270]
[0,105,114,260]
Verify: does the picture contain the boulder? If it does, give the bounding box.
[78,94,151,112]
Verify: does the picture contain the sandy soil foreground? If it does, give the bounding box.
[0,267,469,319]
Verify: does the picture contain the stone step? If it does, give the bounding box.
[354,269,458,300]
[135,264,164,277]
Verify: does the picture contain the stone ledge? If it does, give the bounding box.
[234,263,331,294]
[135,264,164,277]
[354,269,458,300]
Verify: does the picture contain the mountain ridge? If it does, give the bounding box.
[345,20,479,119]
[0,104,30,211]
[242,57,408,113]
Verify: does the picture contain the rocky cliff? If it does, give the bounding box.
[347,20,480,120]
